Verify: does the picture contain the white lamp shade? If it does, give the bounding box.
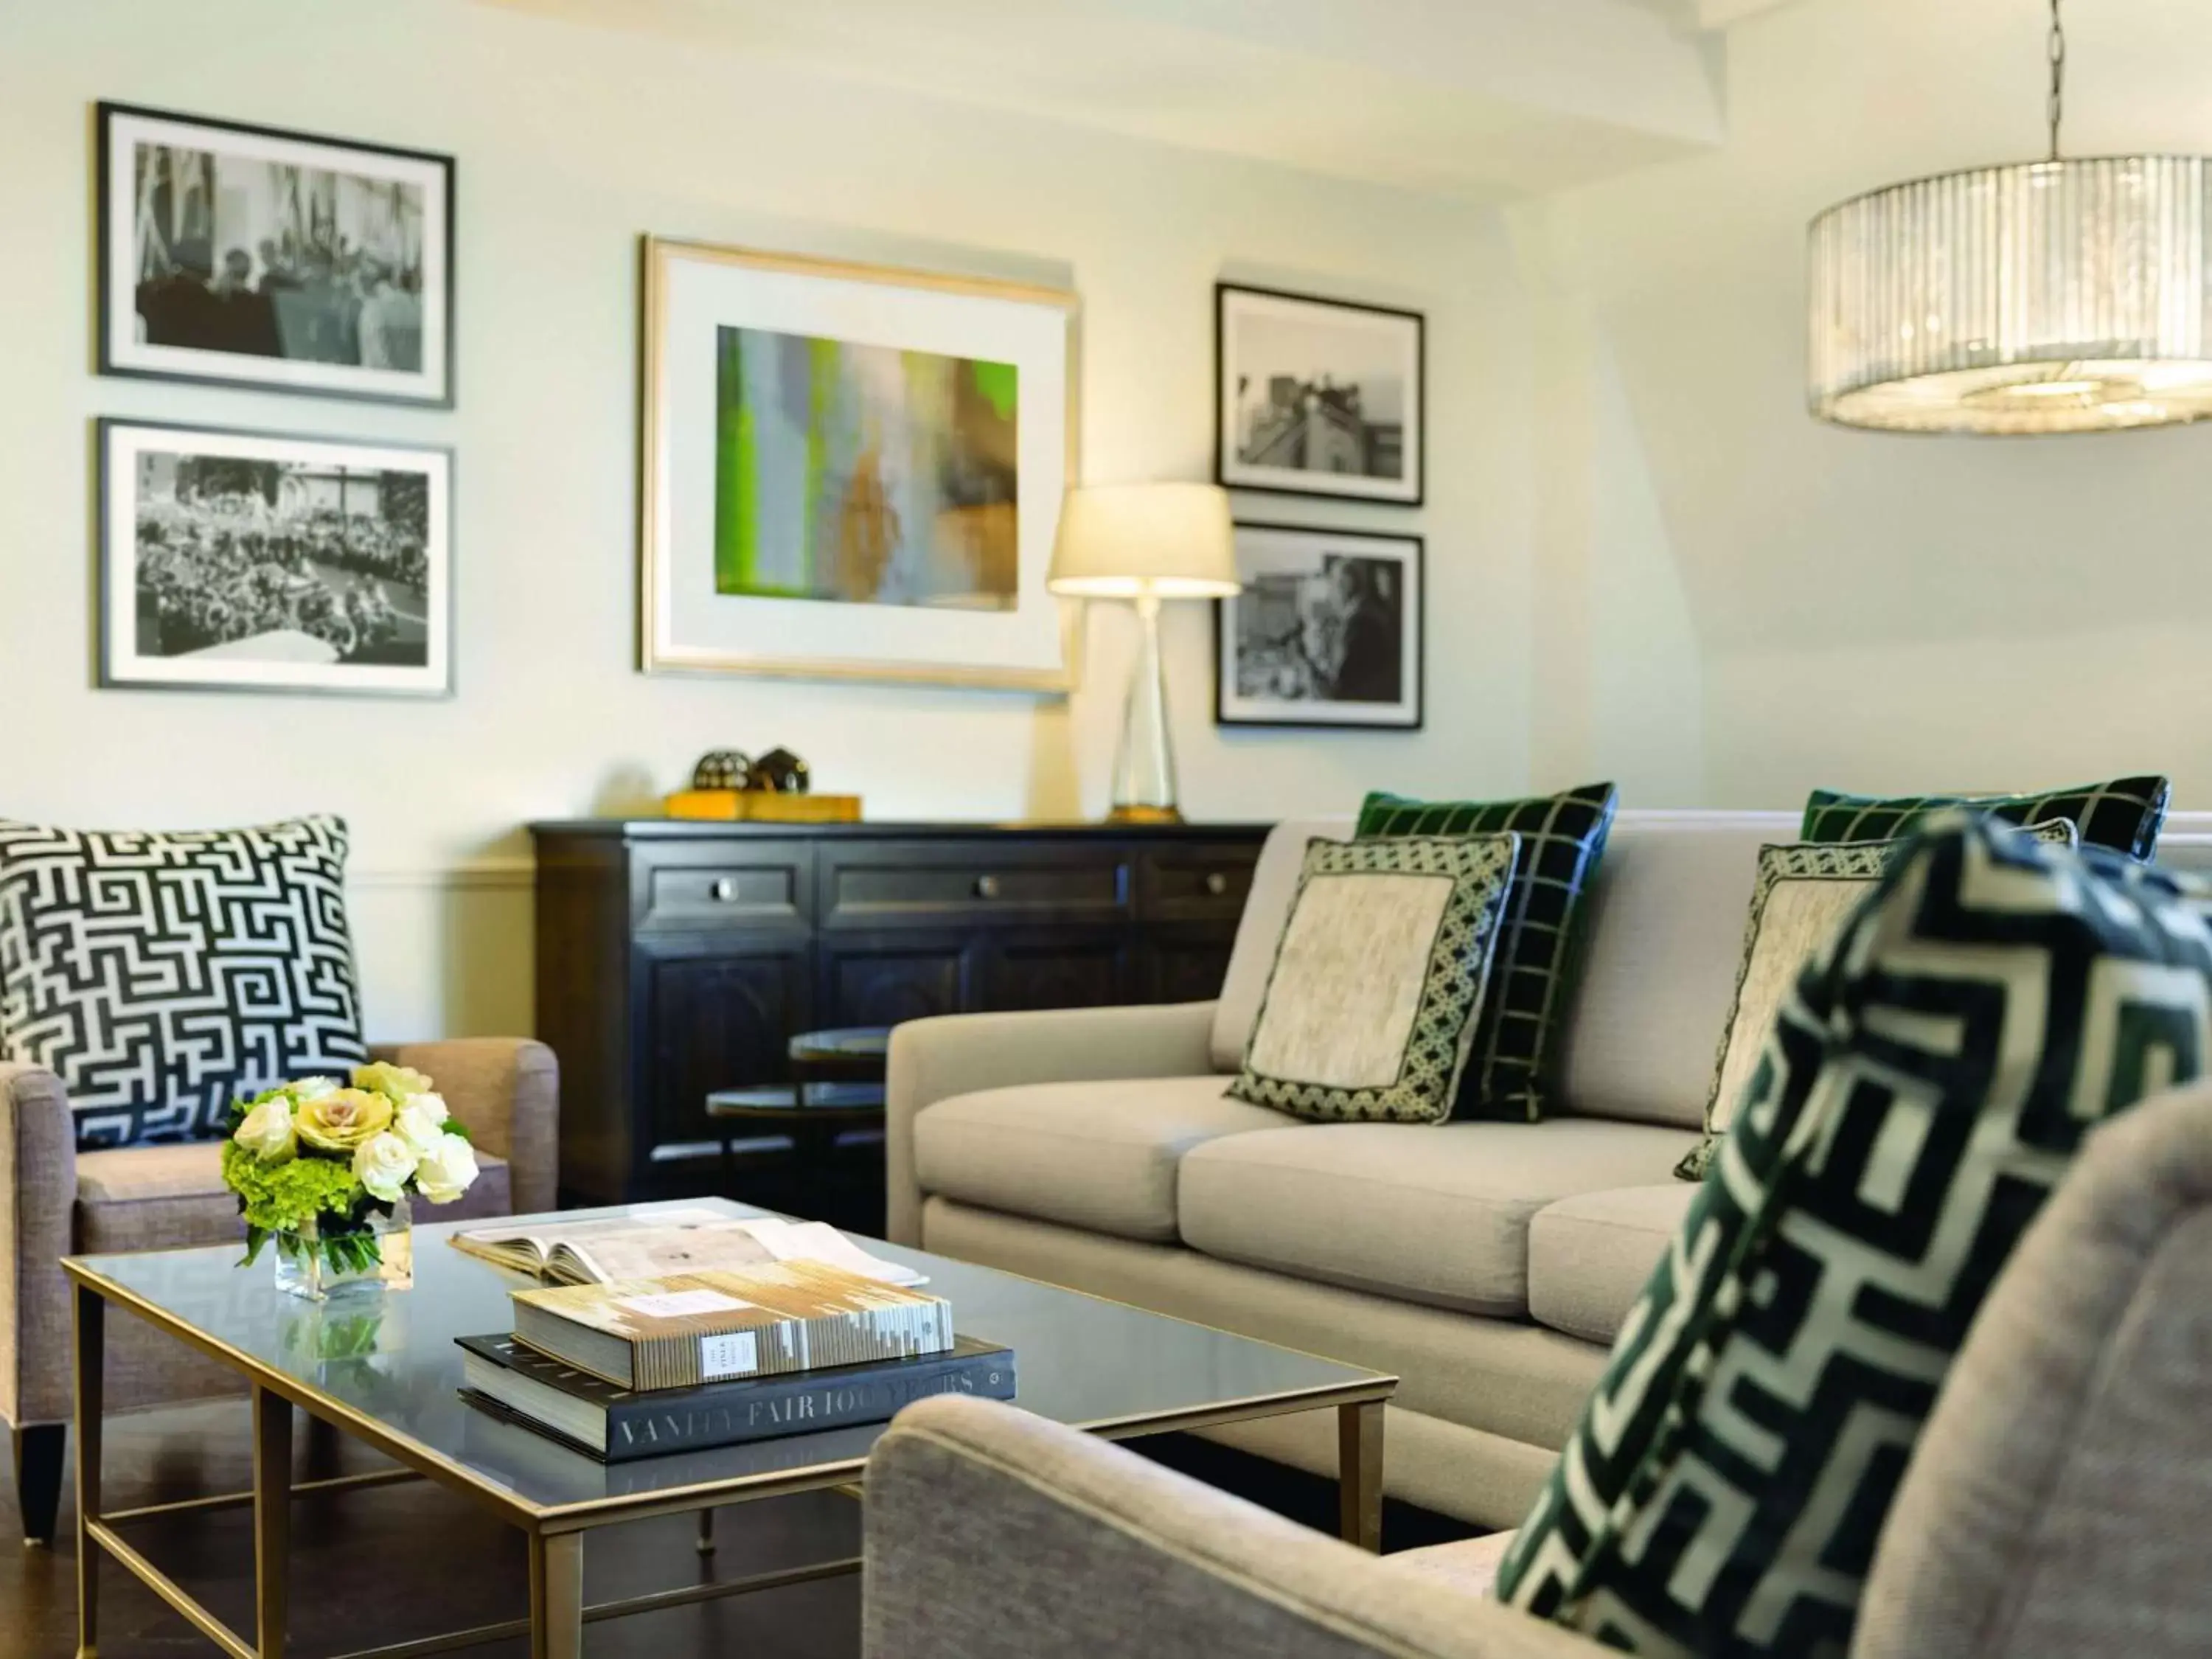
[1047,483,1240,600]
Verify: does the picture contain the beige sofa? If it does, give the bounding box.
[888,808,2212,1528]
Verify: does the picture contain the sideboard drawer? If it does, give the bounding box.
[823,843,1129,928]
[1138,848,1258,922]
[638,849,809,931]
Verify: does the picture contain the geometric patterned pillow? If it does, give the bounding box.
[0,815,367,1149]
[1496,811,2212,1656]
[1800,773,2168,858]
[1228,833,1518,1124]
[1355,782,1617,1121]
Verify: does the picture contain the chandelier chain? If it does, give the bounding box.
[2048,0,2066,160]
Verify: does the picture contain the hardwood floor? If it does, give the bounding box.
[4,1400,1475,1658]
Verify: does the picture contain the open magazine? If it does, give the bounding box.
[448,1208,926,1288]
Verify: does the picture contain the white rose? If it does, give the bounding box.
[412,1132,479,1206]
[394,1098,451,1156]
[288,1076,340,1102]
[233,1097,296,1163]
[352,1131,419,1205]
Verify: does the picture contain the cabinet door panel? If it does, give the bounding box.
[1138,924,1239,1005]
[644,942,810,1152]
[821,934,968,1029]
[976,929,1131,1012]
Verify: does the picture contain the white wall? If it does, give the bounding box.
[1534,0,2212,810]
[0,0,1536,1038]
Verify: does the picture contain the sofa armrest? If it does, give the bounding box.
[369,1039,559,1216]
[0,1065,76,1427]
[864,1395,1596,1659]
[884,1001,1218,1245]
[1854,1085,2212,1659]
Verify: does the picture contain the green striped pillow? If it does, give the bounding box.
[1799,774,2168,858]
[1355,782,1616,1121]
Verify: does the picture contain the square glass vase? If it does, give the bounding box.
[273,1198,414,1302]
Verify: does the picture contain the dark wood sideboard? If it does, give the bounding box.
[529,820,1270,1204]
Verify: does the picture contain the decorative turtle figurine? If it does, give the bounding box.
[749,747,810,793]
[691,750,751,791]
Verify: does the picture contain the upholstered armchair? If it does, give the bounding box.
[862,1090,2212,1659]
[2,1037,557,1544]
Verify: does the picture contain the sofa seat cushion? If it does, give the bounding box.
[1178,1119,1702,1316]
[1385,1530,1519,1599]
[912,1077,1292,1242]
[1526,1183,1697,1344]
[74,1139,512,1256]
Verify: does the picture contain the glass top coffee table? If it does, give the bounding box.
[62,1198,1395,1659]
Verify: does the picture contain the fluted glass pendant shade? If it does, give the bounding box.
[1810,156,2212,434]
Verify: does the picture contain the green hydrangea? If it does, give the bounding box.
[221,1139,366,1262]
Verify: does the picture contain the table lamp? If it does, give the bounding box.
[1048,483,1239,824]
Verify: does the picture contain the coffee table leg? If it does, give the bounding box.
[73,1287,103,1659]
[529,1532,584,1659]
[1337,1400,1383,1553]
[253,1388,292,1659]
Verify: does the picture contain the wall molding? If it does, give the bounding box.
[347,860,535,893]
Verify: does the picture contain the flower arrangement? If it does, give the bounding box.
[222,1062,480,1278]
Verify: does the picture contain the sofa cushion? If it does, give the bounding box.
[1178,1119,1700,1316]
[1526,1183,1695,1344]
[74,1138,512,1255]
[912,1077,1291,1243]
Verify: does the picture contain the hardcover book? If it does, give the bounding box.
[511,1262,954,1390]
[458,1332,1015,1461]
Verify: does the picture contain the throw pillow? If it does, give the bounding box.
[1495,813,2212,1657]
[1799,773,2168,858]
[0,815,369,1149]
[1229,833,1518,1124]
[1355,782,1617,1121]
[1674,818,2081,1182]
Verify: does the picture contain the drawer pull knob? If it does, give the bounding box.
[710,877,738,902]
[1205,872,1230,897]
[974,874,1003,900]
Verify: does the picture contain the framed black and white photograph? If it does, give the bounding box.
[98,420,453,698]
[98,102,454,406]
[1216,283,1423,505]
[1214,522,1422,730]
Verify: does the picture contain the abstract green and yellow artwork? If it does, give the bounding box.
[712,325,1019,608]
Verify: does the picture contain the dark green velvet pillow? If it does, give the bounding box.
[1799,774,2168,858]
[1355,782,1616,1121]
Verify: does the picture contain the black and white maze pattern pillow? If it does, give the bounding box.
[0,816,368,1147]
[1498,813,2212,1657]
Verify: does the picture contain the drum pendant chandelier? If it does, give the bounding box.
[1809,0,2212,434]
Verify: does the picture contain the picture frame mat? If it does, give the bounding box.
[100,102,454,405]
[1215,282,1425,506]
[1215,521,1423,729]
[639,237,1080,690]
[99,419,453,697]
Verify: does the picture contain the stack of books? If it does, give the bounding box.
[459,1257,1015,1462]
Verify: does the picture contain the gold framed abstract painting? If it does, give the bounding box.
[638,237,1080,689]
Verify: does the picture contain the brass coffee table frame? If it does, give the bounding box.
[63,1260,1395,1659]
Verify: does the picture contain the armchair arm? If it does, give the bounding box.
[369,1039,559,1216]
[863,1396,1597,1659]
[885,1001,1219,1245]
[0,1065,76,1427]
[1854,1085,2212,1659]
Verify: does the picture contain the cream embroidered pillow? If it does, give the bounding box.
[1677,818,2081,1180]
[1230,834,1518,1124]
